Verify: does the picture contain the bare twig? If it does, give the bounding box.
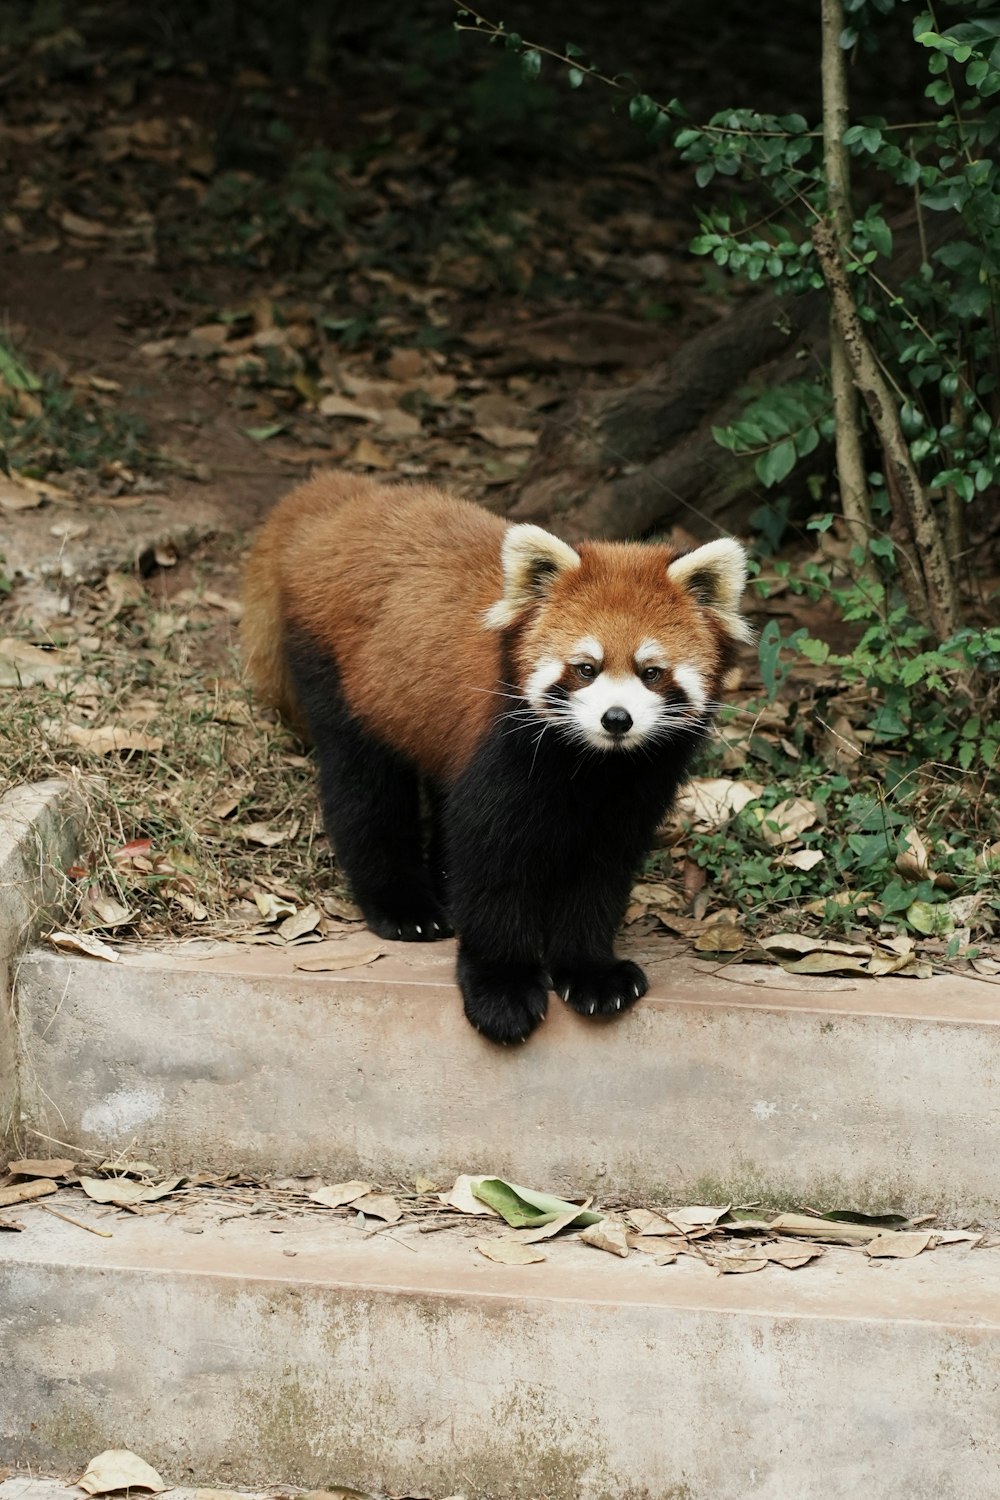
[812,218,959,640]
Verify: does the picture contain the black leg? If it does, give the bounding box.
[546,862,648,1020]
[286,633,449,941]
[446,785,550,1046]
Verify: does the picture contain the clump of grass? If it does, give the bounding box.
[0,573,346,939]
[0,337,156,489]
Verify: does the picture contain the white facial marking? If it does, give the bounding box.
[524,655,564,709]
[674,663,708,713]
[569,635,603,664]
[635,639,666,667]
[569,672,664,749]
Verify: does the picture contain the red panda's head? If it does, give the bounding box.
[485,524,751,753]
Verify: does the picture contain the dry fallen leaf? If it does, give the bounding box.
[77,1450,167,1496]
[693,922,746,954]
[62,724,164,756]
[775,848,825,872]
[318,393,382,422]
[0,476,45,512]
[254,891,296,921]
[79,1174,185,1207]
[47,930,119,962]
[675,778,763,829]
[665,1204,731,1234]
[352,1193,402,1223]
[8,1157,76,1178]
[308,1181,371,1209]
[277,904,322,942]
[579,1219,630,1258]
[348,436,392,469]
[627,1208,678,1237]
[293,942,385,973]
[438,1174,501,1217]
[0,1179,58,1208]
[757,796,820,846]
[707,1248,769,1275]
[477,1238,547,1265]
[769,1213,880,1244]
[474,423,539,449]
[84,892,135,930]
[865,1230,934,1259]
[764,1243,823,1268]
[239,822,291,848]
[0,638,78,688]
[778,952,871,977]
[896,827,931,881]
[519,1201,593,1243]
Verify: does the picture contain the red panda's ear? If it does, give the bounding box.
[484,524,580,629]
[667,538,753,643]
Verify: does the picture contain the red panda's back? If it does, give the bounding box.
[263,472,507,781]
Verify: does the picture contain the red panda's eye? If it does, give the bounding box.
[575,662,597,681]
[641,666,662,684]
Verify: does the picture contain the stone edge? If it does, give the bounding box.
[0,779,86,1151]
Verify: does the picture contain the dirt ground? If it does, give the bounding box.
[1,2,997,970]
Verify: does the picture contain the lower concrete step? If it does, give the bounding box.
[3,1200,1000,1500]
[14,932,1000,1220]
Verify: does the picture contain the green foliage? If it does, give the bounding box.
[684,4,1000,521]
[0,339,150,479]
[696,544,1000,937]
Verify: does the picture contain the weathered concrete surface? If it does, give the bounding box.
[2,1207,1000,1500]
[1,1483,278,1500]
[0,780,82,1153]
[15,932,1000,1219]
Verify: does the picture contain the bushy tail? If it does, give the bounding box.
[241,522,303,732]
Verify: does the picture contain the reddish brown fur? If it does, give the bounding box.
[242,472,732,779]
[515,541,732,703]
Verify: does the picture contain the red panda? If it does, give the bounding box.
[242,471,750,1044]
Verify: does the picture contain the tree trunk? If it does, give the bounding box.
[509,288,827,541]
[510,217,953,543]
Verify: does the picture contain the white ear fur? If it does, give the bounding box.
[667,538,752,643]
[484,523,580,629]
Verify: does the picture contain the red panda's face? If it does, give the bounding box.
[488,529,750,754]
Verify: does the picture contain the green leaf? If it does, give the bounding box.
[629,93,658,128]
[0,344,42,392]
[756,439,797,488]
[520,49,541,81]
[471,1177,603,1229]
[866,216,892,257]
[568,67,584,88]
[757,619,785,700]
[906,899,954,937]
[242,423,285,442]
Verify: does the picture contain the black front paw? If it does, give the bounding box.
[458,952,548,1044]
[551,958,647,1019]
[356,879,453,942]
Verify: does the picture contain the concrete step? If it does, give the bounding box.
[13,931,1000,1220]
[3,1198,1000,1499]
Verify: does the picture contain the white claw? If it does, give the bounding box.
[561,988,571,1003]
[415,924,423,935]
[589,1001,596,1015]
[616,997,622,1011]
[633,983,641,997]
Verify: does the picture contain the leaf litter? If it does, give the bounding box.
[1,1155,991,1270]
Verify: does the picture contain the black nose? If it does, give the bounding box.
[601,707,633,735]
